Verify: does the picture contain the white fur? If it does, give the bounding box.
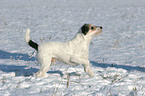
[25,29,30,43]
[26,24,102,78]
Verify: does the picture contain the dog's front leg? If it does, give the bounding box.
[83,64,94,77]
[70,56,94,77]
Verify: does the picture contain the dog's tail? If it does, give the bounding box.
[25,29,38,51]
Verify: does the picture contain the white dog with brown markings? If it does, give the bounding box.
[25,24,102,78]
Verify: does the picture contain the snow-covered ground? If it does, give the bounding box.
[0,0,145,96]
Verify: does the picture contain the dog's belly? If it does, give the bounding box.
[53,53,79,66]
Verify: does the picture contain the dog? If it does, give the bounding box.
[25,24,102,77]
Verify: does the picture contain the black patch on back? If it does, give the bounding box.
[28,40,38,51]
[81,24,89,35]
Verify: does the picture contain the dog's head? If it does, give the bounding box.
[81,24,102,37]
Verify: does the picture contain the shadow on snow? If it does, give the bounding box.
[91,61,145,72]
[0,64,38,76]
[0,64,64,77]
[0,50,37,61]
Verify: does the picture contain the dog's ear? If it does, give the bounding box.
[81,24,89,35]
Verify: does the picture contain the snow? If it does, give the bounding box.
[0,0,145,96]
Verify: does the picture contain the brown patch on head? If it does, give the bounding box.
[81,24,90,35]
[82,24,96,35]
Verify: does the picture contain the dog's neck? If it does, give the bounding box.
[71,32,93,46]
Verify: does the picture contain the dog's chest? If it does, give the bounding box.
[75,42,88,53]
[69,40,89,59]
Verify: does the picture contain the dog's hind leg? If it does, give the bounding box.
[36,57,51,78]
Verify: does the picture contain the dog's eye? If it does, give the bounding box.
[91,27,94,30]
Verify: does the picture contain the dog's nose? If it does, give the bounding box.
[100,26,102,29]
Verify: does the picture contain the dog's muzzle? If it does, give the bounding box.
[95,26,102,29]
